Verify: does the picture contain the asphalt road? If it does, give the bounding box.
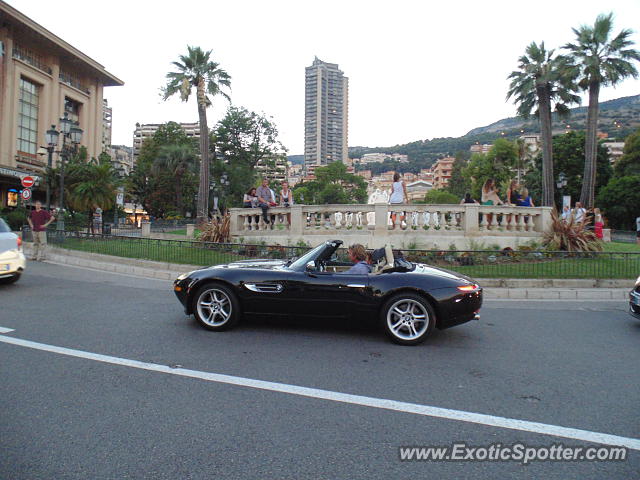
[1,261,639,480]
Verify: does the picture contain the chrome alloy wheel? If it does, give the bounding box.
[386,298,429,341]
[197,288,232,326]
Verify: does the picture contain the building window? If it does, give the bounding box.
[65,97,81,123]
[17,77,39,155]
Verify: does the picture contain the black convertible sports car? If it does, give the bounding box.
[630,275,640,320]
[174,240,482,345]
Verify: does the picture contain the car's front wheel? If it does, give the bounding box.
[192,283,240,331]
[381,293,435,345]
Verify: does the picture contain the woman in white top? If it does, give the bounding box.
[279,181,293,225]
[389,172,408,229]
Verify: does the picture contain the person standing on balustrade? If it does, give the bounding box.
[389,172,408,229]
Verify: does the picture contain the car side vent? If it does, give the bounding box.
[244,283,283,293]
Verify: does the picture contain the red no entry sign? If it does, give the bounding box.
[21,176,34,188]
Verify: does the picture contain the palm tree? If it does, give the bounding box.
[506,42,580,207]
[162,46,231,223]
[67,159,120,233]
[153,143,197,215]
[563,13,640,207]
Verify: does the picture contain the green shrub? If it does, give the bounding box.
[1,208,27,231]
[423,190,460,204]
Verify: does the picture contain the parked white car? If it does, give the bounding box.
[0,217,25,284]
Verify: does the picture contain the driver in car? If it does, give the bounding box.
[342,244,372,274]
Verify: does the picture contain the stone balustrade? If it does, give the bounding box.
[229,204,553,249]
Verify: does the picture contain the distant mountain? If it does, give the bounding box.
[287,154,304,165]
[346,94,639,168]
[466,94,640,136]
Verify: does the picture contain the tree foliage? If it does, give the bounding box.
[126,122,199,218]
[462,139,519,201]
[445,154,470,199]
[423,190,459,204]
[596,176,640,230]
[614,128,640,177]
[162,45,231,222]
[63,154,121,230]
[596,127,640,229]
[293,162,367,205]
[563,12,640,207]
[212,106,287,209]
[523,131,612,207]
[214,106,286,168]
[506,41,580,206]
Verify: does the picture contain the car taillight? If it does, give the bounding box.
[457,284,479,292]
[17,237,22,248]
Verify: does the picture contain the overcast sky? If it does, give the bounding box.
[9,0,640,154]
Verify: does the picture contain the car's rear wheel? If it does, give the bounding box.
[192,283,240,331]
[381,293,435,345]
[0,274,20,285]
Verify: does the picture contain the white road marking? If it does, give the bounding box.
[0,333,639,451]
[0,327,15,333]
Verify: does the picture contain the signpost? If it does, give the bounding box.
[21,176,35,188]
[21,188,32,201]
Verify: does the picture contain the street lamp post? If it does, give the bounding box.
[210,173,230,217]
[556,171,568,208]
[44,113,83,233]
[44,125,59,210]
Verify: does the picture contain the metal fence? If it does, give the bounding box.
[34,231,640,279]
[399,249,640,279]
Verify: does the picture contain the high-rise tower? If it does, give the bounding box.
[304,57,348,172]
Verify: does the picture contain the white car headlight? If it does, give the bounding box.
[176,272,191,281]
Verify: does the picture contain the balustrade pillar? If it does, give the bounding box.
[374,203,388,236]
[464,205,479,233]
[290,205,303,235]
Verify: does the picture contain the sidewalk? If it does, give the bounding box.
[24,244,633,300]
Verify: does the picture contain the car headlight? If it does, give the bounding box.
[176,272,192,281]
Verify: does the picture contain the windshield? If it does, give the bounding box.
[288,242,327,270]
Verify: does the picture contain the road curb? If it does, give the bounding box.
[26,245,199,281]
[24,244,632,299]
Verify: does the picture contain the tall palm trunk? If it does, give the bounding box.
[580,81,600,208]
[196,79,210,224]
[537,86,555,207]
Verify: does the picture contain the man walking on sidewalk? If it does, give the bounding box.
[27,201,55,261]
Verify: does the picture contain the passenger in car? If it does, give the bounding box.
[342,244,372,274]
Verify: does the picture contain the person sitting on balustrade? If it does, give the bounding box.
[256,178,276,224]
[516,187,534,207]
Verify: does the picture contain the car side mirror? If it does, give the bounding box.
[305,261,315,272]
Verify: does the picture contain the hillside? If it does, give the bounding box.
[466,94,640,135]
[346,93,639,169]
